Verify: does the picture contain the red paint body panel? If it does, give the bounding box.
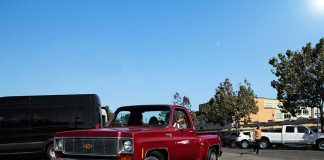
[54,105,221,159]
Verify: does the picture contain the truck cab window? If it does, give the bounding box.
[286,126,294,133]
[297,126,308,133]
[173,109,190,129]
[243,132,250,136]
[112,111,130,126]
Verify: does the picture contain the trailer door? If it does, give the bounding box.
[0,104,29,154]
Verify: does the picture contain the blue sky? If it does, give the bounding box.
[1,0,324,111]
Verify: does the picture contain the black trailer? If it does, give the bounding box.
[0,94,108,159]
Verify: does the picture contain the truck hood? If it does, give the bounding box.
[55,127,163,137]
[314,132,324,137]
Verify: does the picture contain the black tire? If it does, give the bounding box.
[207,147,218,160]
[230,141,236,148]
[317,139,324,150]
[221,140,226,147]
[145,151,165,160]
[240,140,250,149]
[46,143,55,160]
[259,139,269,149]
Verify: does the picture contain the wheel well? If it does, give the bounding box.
[316,138,324,144]
[43,141,53,153]
[241,139,249,143]
[42,138,54,153]
[146,149,168,160]
[209,145,220,156]
[261,136,270,142]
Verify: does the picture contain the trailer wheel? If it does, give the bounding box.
[145,151,165,160]
[46,143,55,160]
[207,147,218,160]
[317,139,324,150]
[259,140,269,149]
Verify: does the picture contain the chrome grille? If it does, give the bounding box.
[63,138,118,156]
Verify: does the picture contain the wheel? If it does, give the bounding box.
[145,151,165,160]
[259,140,269,149]
[221,140,226,147]
[241,140,250,149]
[317,139,324,150]
[230,141,237,148]
[207,148,218,160]
[46,143,55,160]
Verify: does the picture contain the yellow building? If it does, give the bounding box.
[250,97,316,123]
[199,97,317,128]
[249,97,280,123]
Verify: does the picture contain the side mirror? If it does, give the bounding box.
[305,130,311,134]
[102,115,107,126]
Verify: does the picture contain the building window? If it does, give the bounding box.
[284,113,291,119]
[275,113,282,119]
[264,103,273,108]
[302,109,309,115]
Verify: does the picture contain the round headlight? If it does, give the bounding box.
[55,139,63,150]
[123,140,132,151]
[58,140,63,148]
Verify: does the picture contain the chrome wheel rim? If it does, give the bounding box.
[242,141,249,148]
[319,142,324,150]
[145,156,159,160]
[231,142,236,148]
[259,141,267,149]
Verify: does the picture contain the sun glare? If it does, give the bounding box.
[311,0,324,11]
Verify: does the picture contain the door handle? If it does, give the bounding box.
[189,130,196,133]
[165,133,172,138]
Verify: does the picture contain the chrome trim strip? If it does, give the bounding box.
[57,136,133,157]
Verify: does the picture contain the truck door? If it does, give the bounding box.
[295,126,308,144]
[171,108,199,160]
[282,126,295,144]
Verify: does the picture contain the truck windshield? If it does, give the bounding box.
[108,106,171,127]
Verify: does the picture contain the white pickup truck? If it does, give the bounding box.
[260,125,324,150]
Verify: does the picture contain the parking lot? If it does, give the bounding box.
[221,147,324,160]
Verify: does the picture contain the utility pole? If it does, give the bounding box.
[317,105,320,132]
[320,85,324,132]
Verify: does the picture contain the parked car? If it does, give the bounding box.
[54,105,222,160]
[236,130,254,149]
[0,94,109,159]
[261,125,324,150]
[224,132,238,148]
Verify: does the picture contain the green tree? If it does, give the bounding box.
[172,92,198,127]
[269,38,324,131]
[203,79,258,131]
[235,80,258,127]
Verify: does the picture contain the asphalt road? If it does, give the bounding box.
[2,147,324,160]
[221,147,324,160]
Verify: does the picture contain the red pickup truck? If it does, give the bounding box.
[54,105,222,160]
